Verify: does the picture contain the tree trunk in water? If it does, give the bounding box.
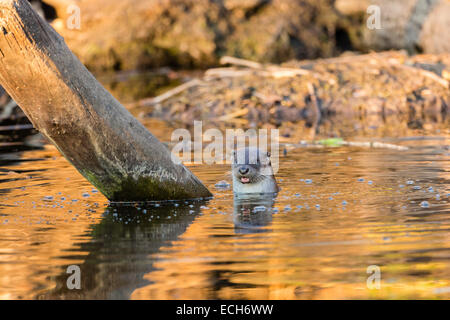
[0,0,212,201]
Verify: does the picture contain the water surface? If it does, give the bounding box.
[0,123,449,299]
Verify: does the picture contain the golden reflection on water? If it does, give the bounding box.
[0,121,449,299]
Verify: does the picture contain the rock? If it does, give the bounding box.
[49,0,225,71]
[224,0,340,63]
[337,0,450,54]
[335,0,370,15]
[420,1,450,53]
[19,0,449,72]
[47,0,344,72]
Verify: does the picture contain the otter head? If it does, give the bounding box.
[231,147,274,185]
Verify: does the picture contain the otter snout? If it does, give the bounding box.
[238,166,249,175]
[237,165,254,184]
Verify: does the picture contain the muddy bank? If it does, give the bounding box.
[139,51,449,139]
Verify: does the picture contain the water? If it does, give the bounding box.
[0,123,449,299]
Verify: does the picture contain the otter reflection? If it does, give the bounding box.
[233,194,276,234]
[38,200,207,299]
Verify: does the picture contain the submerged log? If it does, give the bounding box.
[0,0,212,201]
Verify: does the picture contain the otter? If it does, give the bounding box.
[231,147,279,195]
[233,196,275,234]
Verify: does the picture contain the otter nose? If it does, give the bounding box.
[239,166,249,175]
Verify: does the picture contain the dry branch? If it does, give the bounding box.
[0,0,212,201]
[139,79,202,107]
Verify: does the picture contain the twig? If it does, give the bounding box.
[217,108,249,121]
[341,141,409,151]
[265,66,311,78]
[391,62,449,89]
[310,51,407,66]
[220,56,263,69]
[138,79,202,106]
[204,68,256,79]
[282,140,409,151]
[219,55,315,79]
[206,66,313,79]
[0,124,34,132]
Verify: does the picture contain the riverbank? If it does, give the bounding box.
[135,51,449,140]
